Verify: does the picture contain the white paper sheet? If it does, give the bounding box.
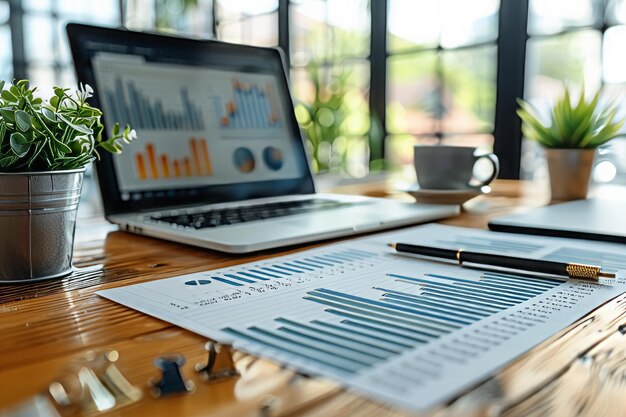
[98,224,626,411]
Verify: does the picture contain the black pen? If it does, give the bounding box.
[388,242,616,281]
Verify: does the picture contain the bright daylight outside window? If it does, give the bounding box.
[290,0,370,176]
[385,0,500,178]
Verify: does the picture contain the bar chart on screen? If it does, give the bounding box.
[104,77,205,131]
[133,138,213,180]
[213,79,282,130]
[99,224,626,412]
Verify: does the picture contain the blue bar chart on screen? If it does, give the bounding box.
[213,79,282,131]
[98,224,626,412]
[104,78,205,131]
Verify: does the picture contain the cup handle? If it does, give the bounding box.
[473,153,500,187]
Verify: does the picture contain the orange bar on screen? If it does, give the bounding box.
[146,143,159,179]
[199,138,213,175]
[266,83,279,124]
[184,157,192,177]
[173,160,181,177]
[160,154,170,178]
[135,153,147,180]
[190,138,202,175]
[226,101,236,115]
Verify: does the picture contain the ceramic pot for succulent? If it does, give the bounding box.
[545,148,595,201]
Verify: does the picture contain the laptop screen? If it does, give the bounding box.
[67,24,315,215]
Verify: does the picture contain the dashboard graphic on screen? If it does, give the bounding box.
[92,54,302,193]
[214,80,282,130]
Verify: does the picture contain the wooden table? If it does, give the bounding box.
[2,179,626,417]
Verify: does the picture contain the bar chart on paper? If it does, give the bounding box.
[98,225,626,411]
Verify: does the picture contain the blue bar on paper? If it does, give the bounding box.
[380,292,489,318]
[273,265,304,274]
[304,296,447,337]
[284,262,314,271]
[306,257,334,267]
[293,260,323,269]
[248,327,372,367]
[277,318,400,355]
[311,320,413,350]
[212,276,243,286]
[387,274,518,306]
[314,256,342,264]
[420,286,512,309]
[420,290,506,313]
[262,267,290,276]
[221,327,360,374]
[224,273,255,284]
[373,287,499,315]
[249,269,281,278]
[238,271,270,281]
[311,288,472,326]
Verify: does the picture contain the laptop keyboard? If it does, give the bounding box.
[151,199,353,229]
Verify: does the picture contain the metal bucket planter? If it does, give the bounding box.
[0,168,84,282]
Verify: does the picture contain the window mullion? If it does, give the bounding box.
[369,0,387,163]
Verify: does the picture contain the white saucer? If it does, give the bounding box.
[402,185,491,205]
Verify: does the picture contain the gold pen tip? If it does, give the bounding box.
[388,243,396,249]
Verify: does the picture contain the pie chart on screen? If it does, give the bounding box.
[233,147,255,173]
[263,146,283,171]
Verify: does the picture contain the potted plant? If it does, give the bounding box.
[0,80,135,282]
[517,86,624,201]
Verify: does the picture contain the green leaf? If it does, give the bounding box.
[52,138,72,154]
[1,90,17,102]
[41,107,57,123]
[0,108,14,123]
[15,110,32,132]
[25,141,45,168]
[98,140,122,154]
[16,80,29,90]
[56,113,94,134]
[0,155,16,168]
[9,132,30,157]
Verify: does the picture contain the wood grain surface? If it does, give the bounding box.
[2,179,624,417]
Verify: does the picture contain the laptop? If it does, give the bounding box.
[67,24,459,253]
[489,198,626,244]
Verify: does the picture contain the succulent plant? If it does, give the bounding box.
[517,86,624,149]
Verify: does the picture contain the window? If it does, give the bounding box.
[522,0,626,185]
[386,0,500,172]
[0,1,10,82]
[215,0,278,46]
[289,0,371,176]
[3,0,625,194]
[20,0,119,96]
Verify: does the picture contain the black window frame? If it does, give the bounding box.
[4,0,531,179]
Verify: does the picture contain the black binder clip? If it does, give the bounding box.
[195,342,239,382]
[149,354,195,397]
